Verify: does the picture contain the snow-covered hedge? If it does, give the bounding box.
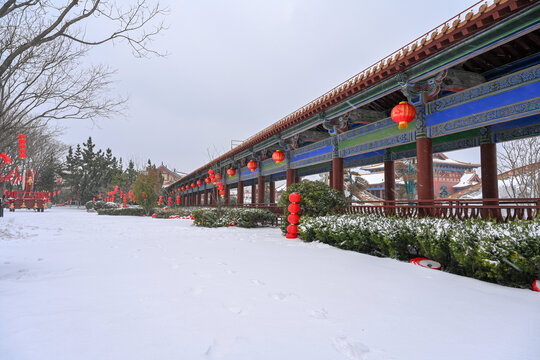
[97,206,145,216]
[192,208,277,228]
[153,207,200,219]
[298,214,540,288]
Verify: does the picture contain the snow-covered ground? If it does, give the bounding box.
[1,207,538,360]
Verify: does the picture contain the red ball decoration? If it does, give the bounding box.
[391,101,416,130]
[287,224,298,234]
[217,181,222,186]
[272,150,285,164]
[247,160,258,172]
[288,203,300,214]
[227,168,236,177]
[219,190,225,195]
[289,192,301,203]
[288,213,299,224]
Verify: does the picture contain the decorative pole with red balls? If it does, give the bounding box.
[286,192,301,239]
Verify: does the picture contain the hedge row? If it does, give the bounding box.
[298,214,540,288]
[192,208,277,228]
[153,207,200,218]
[97,206,145,216]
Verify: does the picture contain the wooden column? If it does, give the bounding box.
[332,157,344,194]
[197,191,202,205]
[384,159,395,201]
[286,169,295,189]
[416,137,434,215]
[329,170,334,188]
[269,181,275,204]
[481,141,499,219]
[224,185,230,206]
[251,183,256,204]
[237,181,244,205]
[258,175,265,205]
[203,188,208,205]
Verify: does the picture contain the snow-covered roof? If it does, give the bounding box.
[360,172,404,186]
[453,172,480,189]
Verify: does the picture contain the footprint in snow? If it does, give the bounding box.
[250,279,264,286]
[226,306,246,316]
[270,292,295,301]
[309,308,328,320]
[332,337,369,360]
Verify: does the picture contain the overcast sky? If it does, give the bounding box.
[55,0,482,173]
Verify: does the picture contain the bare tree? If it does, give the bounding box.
[498,137,540,198]
[0,1,167,146]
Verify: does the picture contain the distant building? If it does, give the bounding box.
[156,165,184,188]
[359,153,480,199]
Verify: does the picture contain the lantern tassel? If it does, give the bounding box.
[398,121,408,130]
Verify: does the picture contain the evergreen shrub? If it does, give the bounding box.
[278,180,347,233]
[85,200,94,210]
[191,208,277,228]
[298,214,540,288]
[97,206,145,216]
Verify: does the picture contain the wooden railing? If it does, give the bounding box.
[344,198,540,222]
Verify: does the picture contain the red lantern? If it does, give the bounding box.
[0,153,11,164]
[191,182,196,188]
[18,134,26,159]
[288,213,299,224]
[168,197,172,206]
[176,195,180,205]
[197,180,203,187]
[158,196,163,205]
[216,173,222,180]
[247,160,257,172]
[289,192,301,203]
[288,203,300,214]
[227,168,236,177]
[219,190,225,196]
[205,178,211,184]
[391,101,416,130]
[217,181,222,186]
[208,169,214,175]
[143,192,147,199]
[186,184,190,189]
[272,150,285,164]
[287,224,298,234]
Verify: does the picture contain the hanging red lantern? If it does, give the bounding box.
[216,173,222,180]
[197,180,203,187]
[219,190,225,196]
[0,153,11,164]
[217,181,222,186]
[247,160,257,172]
[272,150,285,164]
[167,197,172,206]
[176,195,180,205]
[205,178,211,184]
[288,213,299,224]
[191,182,196,188]
[391,101,416,129]
[227,168,236,177]
[289,192,301,203]
[18,134,26,159]
[186,184,190,189]
[287,224,298,234]
[208,169,214,175]
[288,203,300,214]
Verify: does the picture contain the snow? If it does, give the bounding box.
[452,172,479,189]
[1,207,539,360]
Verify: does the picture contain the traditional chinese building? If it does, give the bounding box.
[156,165,184,188]
[359,153,480,199]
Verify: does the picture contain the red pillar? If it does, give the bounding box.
[286,168,295,189]
[251,184,256,205]
[203,189,208,205]
[481,142,499,219]
[224,185,230,206]
[332,157,344,194]
[258,175,265,205]
[384,160,395,201]
[269,181,275,204]
[237,181,244,205]
[416,137,434,216]
[197,191,201,205]
[329,170,334,188]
